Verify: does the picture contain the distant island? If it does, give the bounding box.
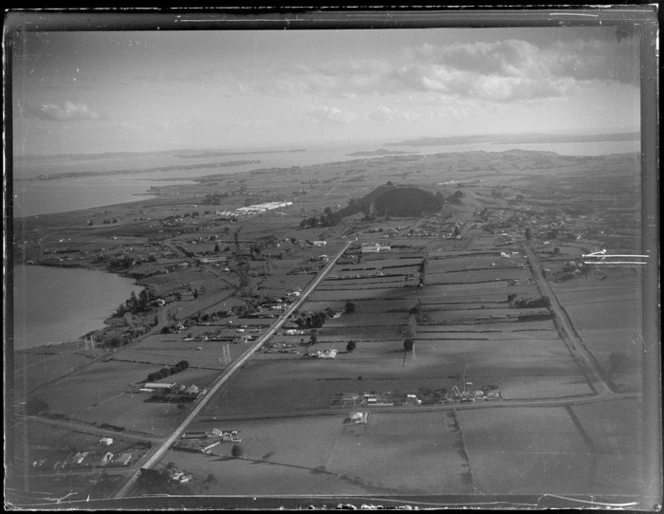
[386,132,640,147]
[28,160,261,181]
[346,148,415,157]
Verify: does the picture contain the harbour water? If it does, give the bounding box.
[12,264,142,350]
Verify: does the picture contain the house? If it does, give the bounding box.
[73,451,90,465]
[185,384,200,395]
[115,453,133,466]
[100,452,114,466]
[310,349,338,359]
[406,394,422,405]
[345,411,368,424]
[99,437,114,446]
[211,428,242,442]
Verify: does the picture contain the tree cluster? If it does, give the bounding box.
[146,360,189,382]
[136,468,193,495]
[202,192,230,205]
[509,296,551,309]
[299,207,343,229]
[295,310,328,329]
[447,190,464,204]
[116,288,157,317]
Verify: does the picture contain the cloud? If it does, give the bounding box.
[307,105,358,124]
[258,36,636,104]
[27,101,100,121]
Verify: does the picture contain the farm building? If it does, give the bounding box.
[361,242,391,253]
[144,382,176,390]
[98,437,113,446]
[341,392,360,403]
[182,431,208,439]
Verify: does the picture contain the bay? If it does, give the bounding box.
[12,138,640,218]
[12,265,142,350]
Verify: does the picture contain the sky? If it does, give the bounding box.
[11,24,640,156]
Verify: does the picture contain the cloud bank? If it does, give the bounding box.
[28,101,100,121]
[261,37,638,104]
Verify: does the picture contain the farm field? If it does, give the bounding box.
[174,411,473,495]
[457,400,644,496]
[458,406,597,495]
[552,274,643,391]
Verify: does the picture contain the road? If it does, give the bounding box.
[113,240,351,498]
[523,241,615,396]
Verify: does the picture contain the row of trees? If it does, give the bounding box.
[146,360,189,382]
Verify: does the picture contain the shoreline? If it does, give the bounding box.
[13,263,144,352]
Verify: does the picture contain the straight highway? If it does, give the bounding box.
[113,240,351,498]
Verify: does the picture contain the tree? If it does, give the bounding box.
[126,291,139,313]
[136,468,169,494]
[309,330,318,346]
[138,289,151,312]
[231,444,244,458]
[344,301,356,314]
[346,340,357,353]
